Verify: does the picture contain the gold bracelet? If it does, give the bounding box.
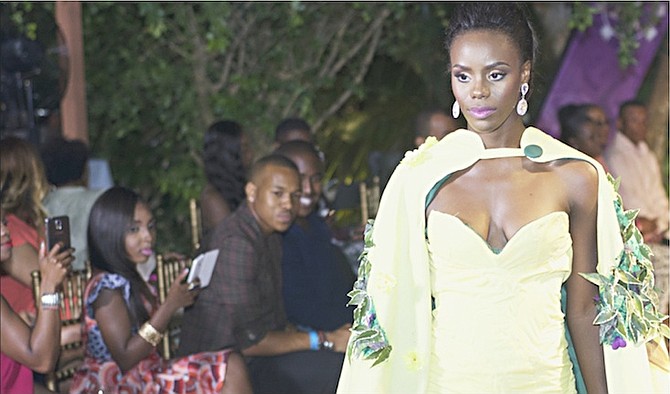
[138,322,164,347]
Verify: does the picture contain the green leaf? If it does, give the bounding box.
[630,314,648,334]
[568,2,597,32]
[353,329,379,344]
[658,324,670,339]
[624,209,639,223]
[347,289,366,306]
[616,269,641,285]
[594,309,617,325]
[370,346,392,367]
[353,303,363,320]
[579,272,606,286]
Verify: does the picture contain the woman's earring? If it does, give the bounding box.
[452,100,460,119]
[516,83,529,116]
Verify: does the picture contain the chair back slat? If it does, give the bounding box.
[156,254,167,304]
[359,176,381,224]
[65,279,75,319]
[31,271,41,308]
[189,198,202,252]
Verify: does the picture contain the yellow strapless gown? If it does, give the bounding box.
[427,210,577,393]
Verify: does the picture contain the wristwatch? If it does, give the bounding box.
[41,293,61,308]
[321,339,335,351]
[317,330,335,351]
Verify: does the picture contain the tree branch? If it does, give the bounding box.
[317,10,356,79]
[213,6,256,92]
[186,5,213,127]
[313,8,390,131]
[326,7,390,80]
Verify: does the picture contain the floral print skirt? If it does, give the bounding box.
[70,349,231,393]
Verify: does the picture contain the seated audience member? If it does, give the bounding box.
[274,117,328,213]
[604,100,669,243]
[0,136,51,317]
[70,187,252,394]
[369,107,459,193]
[200,120,253,240]
[41,136,106,270]
[1,208,74,394]
[1,136,81,392]
[604,99,669,316]
[414,107,461,147]
[179,155,350,394]
[558,103,611,171]
[274,141,355,332]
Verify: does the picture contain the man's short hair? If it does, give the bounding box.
[415,108,451,137]
[619,99,646,117]
[558,103,591,143]
[274,118,312,142]
[248,154,299,183]
[40,137,90,186]
[274,140,322,163]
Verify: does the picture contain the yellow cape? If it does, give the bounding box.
[337,127,667,393]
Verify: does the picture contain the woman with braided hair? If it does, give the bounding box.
[200,120,254,240]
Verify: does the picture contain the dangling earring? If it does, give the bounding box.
[516,83,529,116]
[452,100,460,119]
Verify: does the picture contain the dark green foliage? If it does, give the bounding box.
[4,2,664,254]
[80,2,419,253]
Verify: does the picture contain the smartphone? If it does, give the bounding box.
[44,216,71,252]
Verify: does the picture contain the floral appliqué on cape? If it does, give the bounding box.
[580,175,670,349]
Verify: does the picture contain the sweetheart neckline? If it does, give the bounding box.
[428,211,569,256]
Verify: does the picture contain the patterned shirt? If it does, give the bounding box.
[178,203,286,354]
[83,273,133,362]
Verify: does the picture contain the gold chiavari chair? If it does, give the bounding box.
[189,198,203,253]
[359,176,381,225]
[156,254,191,360]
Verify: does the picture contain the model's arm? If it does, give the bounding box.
[94,270,198,372]
[0,243,71,372]
[564,162,607,394]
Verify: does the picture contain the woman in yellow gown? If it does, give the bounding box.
[337,3,668,393]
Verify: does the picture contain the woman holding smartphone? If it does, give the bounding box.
[70,187,252,393]
[1,208,74,393]
[0,136,52,317]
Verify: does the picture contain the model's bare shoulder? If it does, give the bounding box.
[553,159,599,208]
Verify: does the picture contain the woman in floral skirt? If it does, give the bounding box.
[70,187,252,393]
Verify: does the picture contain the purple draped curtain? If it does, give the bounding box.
[535,4,669,137]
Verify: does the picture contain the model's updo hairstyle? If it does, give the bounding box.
[444,2,539,91]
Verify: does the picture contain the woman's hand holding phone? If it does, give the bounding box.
[165,269,201,312]
[38,241,73,293]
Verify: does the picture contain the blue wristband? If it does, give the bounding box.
[309,330,320,350]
